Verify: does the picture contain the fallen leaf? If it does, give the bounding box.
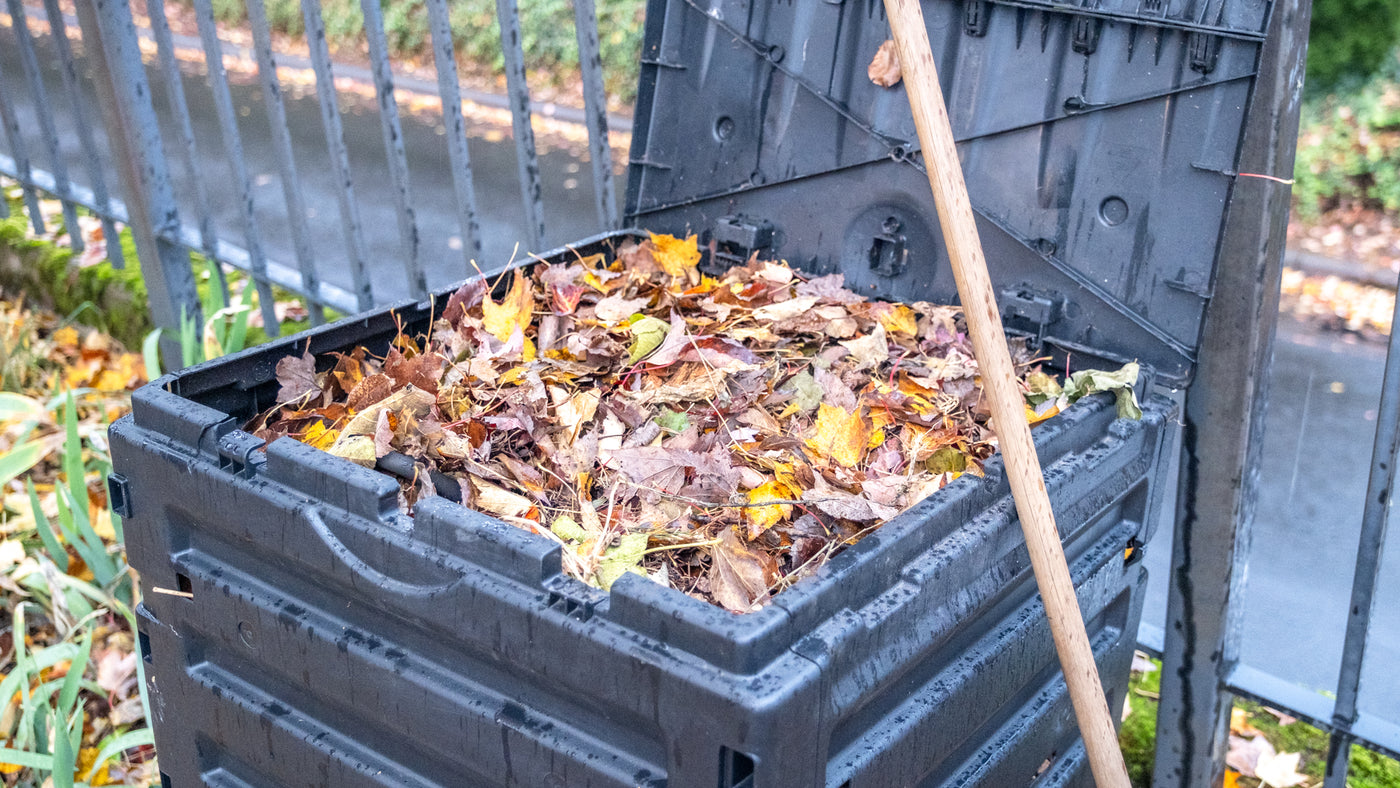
[627,315,673,363]
[470,478,534,519]
[594,293,651,325]
[868,39,902,87]
[839,324,890,371]
[752,296,820,322]
[806,404,870,468]
[709,528,778,613]
[649,232,701,282]
[746,480,795,538]
[483,270,535,343]
[1255,750,1308,788]
[596,532,649,590]
[275,349,318,404]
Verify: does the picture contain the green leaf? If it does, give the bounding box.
[62,392,86,510]
[0,438,44,489]
[626,315,671,364]
[55,485,117,586]
[595,532,649,590]
[28,478,69,573]
[654,409,690,435]
[141,328,163,381]
[52,705,77,788]
[0,745,55,771]
[780,371,823,413]
[84,728,155,782]
[925,446,968,476]
[0,391,46,421]
[1062,362,1142,420]
[57,634,93,719]
[550,516,587,542]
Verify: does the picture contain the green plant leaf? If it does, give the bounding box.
[62,392,86,511]
[55,485,117,586]
[0,438,44,489]
[84,728,155,782]
[0,746,55,771]
[57,634,93,720]
[51,704,78,788]
[142,328,163,381]
[28,477,69,573]
[0,391,46,421]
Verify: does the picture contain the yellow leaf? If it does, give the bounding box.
[1229,707,1260,737]
[805,404,870,468]
[746,480,794,538]
[1223,770,1241,788]
[482,270,535,342]
[1026,402,1060,425]
[77,745,113,786]
[878,304,919,336]
[649,232,701,282]
[302,420,340,451]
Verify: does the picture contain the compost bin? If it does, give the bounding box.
[109,0,1289,783]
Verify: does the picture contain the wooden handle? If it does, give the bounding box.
[880,2,1132,786]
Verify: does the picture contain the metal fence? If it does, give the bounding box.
[1,0,1397,786]
[0,0,618,354]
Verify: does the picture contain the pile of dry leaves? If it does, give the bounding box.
[251,234,1138,612]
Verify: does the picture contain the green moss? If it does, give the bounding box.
[1120,660,1161,787]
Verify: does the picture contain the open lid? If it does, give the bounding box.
[624,0,1279,385]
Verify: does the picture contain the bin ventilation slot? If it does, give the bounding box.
[138,630,153,664]
[718,747,756,788]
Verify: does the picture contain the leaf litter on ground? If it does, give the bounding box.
[251,234,1141,613]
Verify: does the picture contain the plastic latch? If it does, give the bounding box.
[868,216,908,278]
[710,215,775,269]
[218,432,267,479]
[1000,286,1062,346]
[108,473,132,519]
[543,576,606,622]
[1071,16,1102,55]
[964,0,990,36]
[1188,32,1221,73]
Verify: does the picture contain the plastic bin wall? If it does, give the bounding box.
[112,233,1171,787]
[626,0,1276,386]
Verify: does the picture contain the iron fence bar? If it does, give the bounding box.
[5,0,83,252]
[572,0,617,230]
[189,0,279,332]
[358,0,425,299]
[1151,0,1310,784]
[245,0,325,325]
[423,0,481,270]
[495,0,545,250]
[1320,265,1400,788]
[0,60,48,235]
[39,0,124,268]
[75,0,198,369]
[145,0,220,292]
[0,153,361,313]
[298,0,372,313]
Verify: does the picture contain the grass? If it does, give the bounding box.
[1120,655,1400,788]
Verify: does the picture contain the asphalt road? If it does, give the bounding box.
[4,18,1397,728]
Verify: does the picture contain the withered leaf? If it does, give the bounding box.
[709,528,778,613]
[868,39,902,87]
[275,349,318,404]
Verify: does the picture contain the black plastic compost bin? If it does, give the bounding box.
[108,0,1288,783]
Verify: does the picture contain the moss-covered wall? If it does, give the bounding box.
[0,215,153,350]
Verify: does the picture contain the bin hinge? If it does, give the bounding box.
[1000,286,1063,346]
[964,0,991,36]
[1071,16,1103,55]
[108,473,133,518]
[710,215,776,269]
[1188,32,1221,73]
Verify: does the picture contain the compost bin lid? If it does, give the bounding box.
[623,0,1278,386]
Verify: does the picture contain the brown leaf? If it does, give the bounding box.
[385,347,444,395]
[347,372,394,411]
[444,278,487,327]
[275,349,318,404]
[868,39,902,87]
[709,528,778,613]
[801,485,899,522]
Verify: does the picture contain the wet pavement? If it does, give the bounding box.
[4,19,1397,729]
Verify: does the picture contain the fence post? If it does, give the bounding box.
[74,0,198,370]
[1150,0,1312,785]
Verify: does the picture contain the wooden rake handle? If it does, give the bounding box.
[879,1,1132,785]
